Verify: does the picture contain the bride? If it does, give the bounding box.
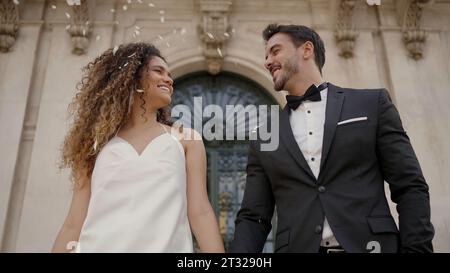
[52,43,224,253]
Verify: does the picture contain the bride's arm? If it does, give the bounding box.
[183,128,225,253]
[52,175,91,253]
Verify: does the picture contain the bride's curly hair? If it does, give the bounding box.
[60,43,173,188]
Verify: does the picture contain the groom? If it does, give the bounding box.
[231,24,434,253]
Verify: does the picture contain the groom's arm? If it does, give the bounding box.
[376,89,434,253]
[230,140,275,253]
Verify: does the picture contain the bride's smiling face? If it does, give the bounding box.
[139,56,174,108]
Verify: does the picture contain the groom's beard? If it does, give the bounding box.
[274,57,299,91]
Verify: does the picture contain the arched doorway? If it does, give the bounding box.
[173,72,278,252]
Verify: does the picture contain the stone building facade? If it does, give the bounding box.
[0,0,449,252]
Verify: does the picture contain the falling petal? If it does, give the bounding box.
[65,12,71,19]
[124,62,128,67]
[51,4,57,9]
[157,35,163,40]
[166,42,170,47]
[96,35,101,41]
[123,5,128,10]
[137,0,143,3]
[65,24,71,30]
[160,16,165,23]
[82,29,86,36]
[127,0,132,3]
[206,32,214,39]
[148,3,155,8]
[13,0,19,5]
[128,52,136,58]
[113,46,119,55]
[110,8,115,13]
[136,89,144,93]
[180,28,186,35]
[159,10,165,14]
[93,139,98,152]
[66,0,81,5]
[224,32,230,38]
[217,47,222,57]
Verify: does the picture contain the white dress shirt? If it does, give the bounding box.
[288,85,339,247]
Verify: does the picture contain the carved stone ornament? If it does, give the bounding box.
[198,0,232,75]
[335,0,359,58]
[397,0,434,60]
[67,0,94,55]
[0,0,19,53]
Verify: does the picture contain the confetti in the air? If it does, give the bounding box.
[93,139,98,151]
[66,0,81,6]
[366,0,381,5]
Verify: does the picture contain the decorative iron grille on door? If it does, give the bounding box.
[173,72,277,252]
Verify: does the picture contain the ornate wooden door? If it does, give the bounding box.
[173,72,277,252]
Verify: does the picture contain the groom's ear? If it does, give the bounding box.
[301,41,315,60]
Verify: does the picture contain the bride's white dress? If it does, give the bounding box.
[76,129,193,252]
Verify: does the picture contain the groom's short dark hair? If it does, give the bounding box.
[262,24,325,74]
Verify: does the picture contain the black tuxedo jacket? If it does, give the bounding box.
[231,83,434,253]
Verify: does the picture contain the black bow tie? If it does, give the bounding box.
[286,82,328,110]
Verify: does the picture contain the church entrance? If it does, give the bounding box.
[173,72,277,252]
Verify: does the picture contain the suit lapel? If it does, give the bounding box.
[280,106,316,182]
[320,83,345,172]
